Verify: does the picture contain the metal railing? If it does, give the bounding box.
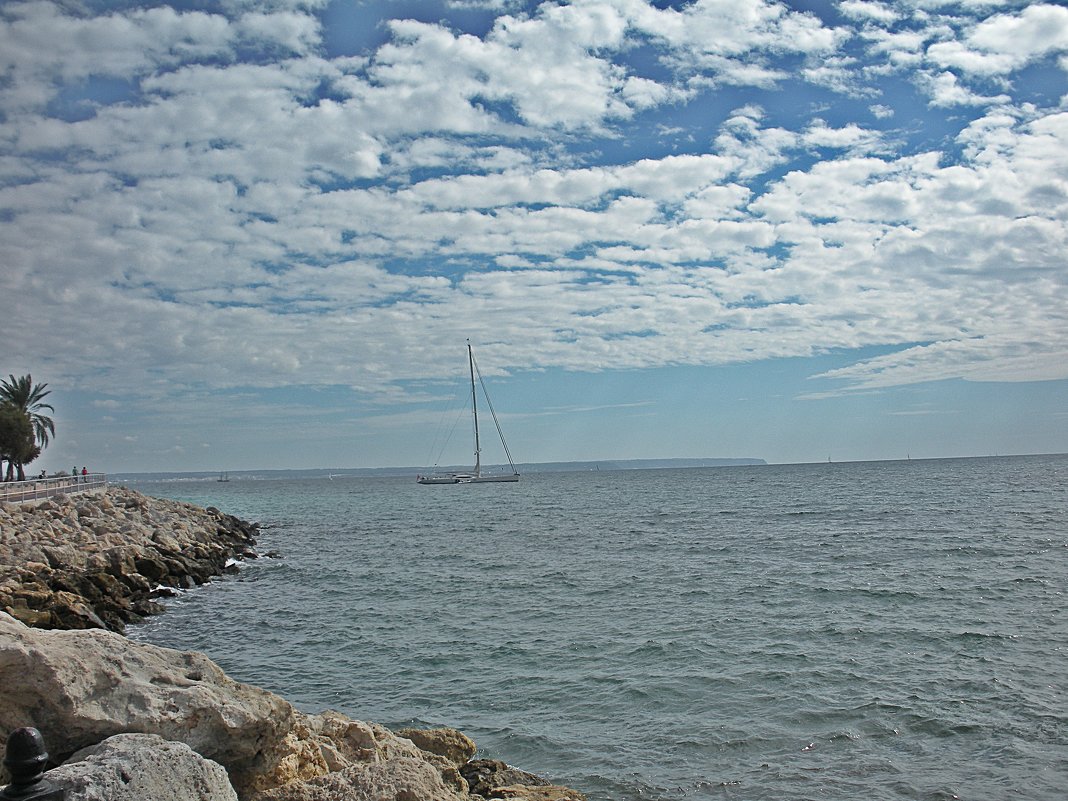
[0,473,107,505]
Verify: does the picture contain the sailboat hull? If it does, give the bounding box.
[417,473,472,484]
[417,472,518,484]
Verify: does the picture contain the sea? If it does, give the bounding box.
[123,455,1068,801]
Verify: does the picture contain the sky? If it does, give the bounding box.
[2,0,1067,474]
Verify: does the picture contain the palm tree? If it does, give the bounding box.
[0,375,55,480]
[0,404,40,481]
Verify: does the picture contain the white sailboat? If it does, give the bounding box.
[417,341,520,485]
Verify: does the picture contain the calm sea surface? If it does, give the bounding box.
[125,456,1068,801]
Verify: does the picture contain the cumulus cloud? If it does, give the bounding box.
[839,1,900,25]
[916,69,1011,107]
[967,4,1068,65]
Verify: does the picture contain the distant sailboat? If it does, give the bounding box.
[418,341,520,485]
[217,472,230,482]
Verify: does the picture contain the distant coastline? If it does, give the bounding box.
[112,457,768,482]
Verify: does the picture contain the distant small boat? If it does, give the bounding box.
[217,472,230,482]
[418,341,520,485]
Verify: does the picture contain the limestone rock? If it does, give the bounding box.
[460,760,552,797]
[397,727,477,766]
[487,787,587,801]
[252,755,468,801]
[49,734,239,801]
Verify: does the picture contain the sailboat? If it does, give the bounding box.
[417,341,520,485]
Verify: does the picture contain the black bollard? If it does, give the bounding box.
[1,728,64,800]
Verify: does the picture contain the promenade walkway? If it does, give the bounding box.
[0,473,108,505]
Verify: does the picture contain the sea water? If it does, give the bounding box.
[125,455,1068,800]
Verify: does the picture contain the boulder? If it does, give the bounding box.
[486,787,587,801]
[396,727,476,766]
[4,601,51,628]
[49,734,239,801]
[252,755,468,801]
[49,591,108,630]
[460,760,552,797]
[298,713,469,794]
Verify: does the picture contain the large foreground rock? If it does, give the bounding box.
[51,734,238,801]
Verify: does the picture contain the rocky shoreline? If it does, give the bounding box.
[1,486,259,631]
[0,487,585,801]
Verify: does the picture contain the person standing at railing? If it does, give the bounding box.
[81,466,87,483]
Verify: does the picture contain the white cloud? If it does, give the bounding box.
[810,337,1068,391]
[801,120,885,154]
[233,11,323,54]
[917,70,1011,107]
[927,4,1068,77]
[370,14,636,131]
[0,3,236,111]
[968,4,1068,61]
[839,1,900,25]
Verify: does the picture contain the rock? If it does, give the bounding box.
[460,760,552,798]
[487,787,587,801]
[396,727,476,766]
[298,713,469,794]
[49,591,108,630]
[135,554,168,582]
[4,602,52,628]
[49,734,239,801]
[117,570,152,594]
[252,755,468,801]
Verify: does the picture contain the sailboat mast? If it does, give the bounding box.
[468,340,481,476]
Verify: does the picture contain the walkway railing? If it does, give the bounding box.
[0,473,107,505]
